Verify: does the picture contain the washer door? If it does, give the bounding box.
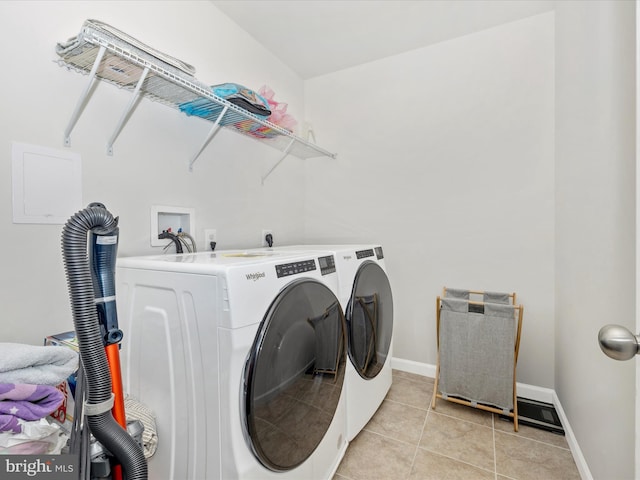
[347,261,393,379]
[243,279,346,472]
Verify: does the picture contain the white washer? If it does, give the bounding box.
[116,249,348,479]
[250,245,393,441]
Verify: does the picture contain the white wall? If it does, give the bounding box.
[0,1,309,345]
[555,2,636,479]
[304,12,555,388]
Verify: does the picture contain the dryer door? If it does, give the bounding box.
[243,278,346,472]
[347,261,394,379]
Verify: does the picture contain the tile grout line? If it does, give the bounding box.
[360,426,426,450]
[383,395,431,412]
[406,404,431,480]
[429,407,494,431]
[419,446,498,477]
[495,427,573,451]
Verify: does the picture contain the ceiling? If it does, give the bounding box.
[212,0,555,79]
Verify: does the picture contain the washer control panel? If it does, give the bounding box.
[275,259,317,278]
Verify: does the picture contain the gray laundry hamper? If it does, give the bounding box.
[431,288,523,431]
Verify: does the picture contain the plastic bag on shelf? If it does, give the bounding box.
[259,85,298,132]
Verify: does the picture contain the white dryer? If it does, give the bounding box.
[116,250,348,479]
[251,245,393,441]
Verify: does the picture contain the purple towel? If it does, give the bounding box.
[0,383,64,433]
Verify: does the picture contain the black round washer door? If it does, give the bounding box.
[243,278,346,472]
[347,261,393,379]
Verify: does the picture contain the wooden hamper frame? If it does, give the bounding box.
[431,289,524,431]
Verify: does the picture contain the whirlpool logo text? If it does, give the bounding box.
[246,272,266,281]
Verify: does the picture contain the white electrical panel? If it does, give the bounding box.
[12,142,82,224]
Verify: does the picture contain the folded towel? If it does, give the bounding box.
[0,343,78,386]
[0,384,64,433]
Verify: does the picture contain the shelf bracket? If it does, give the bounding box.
[261,138,296,185]
[63,45,107,147]
[106,66,150,156]
[188,105,229,172]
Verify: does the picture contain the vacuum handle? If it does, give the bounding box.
[89,229,122,345]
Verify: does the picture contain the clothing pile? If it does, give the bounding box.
[0,343,78,454]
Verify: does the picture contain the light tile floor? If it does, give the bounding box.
[335,370,581,480]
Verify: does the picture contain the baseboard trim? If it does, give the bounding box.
[552,391,593,480]
[391,357,436,378]
[391,357,592,479]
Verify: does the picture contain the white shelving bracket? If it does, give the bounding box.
[261,138,296,185]
[63,45,107,147]
[188,105,229,172]
[106,66,150,156]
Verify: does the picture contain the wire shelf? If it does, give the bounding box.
[56,20,336,178]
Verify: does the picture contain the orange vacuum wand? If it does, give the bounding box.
[105,343,126,428]
[106,343,125,480]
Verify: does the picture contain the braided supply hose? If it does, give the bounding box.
[62,203,147,480]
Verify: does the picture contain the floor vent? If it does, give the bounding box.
[500,397,564,435]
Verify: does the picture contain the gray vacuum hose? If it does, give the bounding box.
[62,203,147,480]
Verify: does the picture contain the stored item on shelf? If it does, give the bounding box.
[223,85,299,139]
[230,119,284,139]
[259,85,298,132]
[56,18,196,79]
[44,331,79,433]
[178,83,272,126]
[212,83,271,118]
